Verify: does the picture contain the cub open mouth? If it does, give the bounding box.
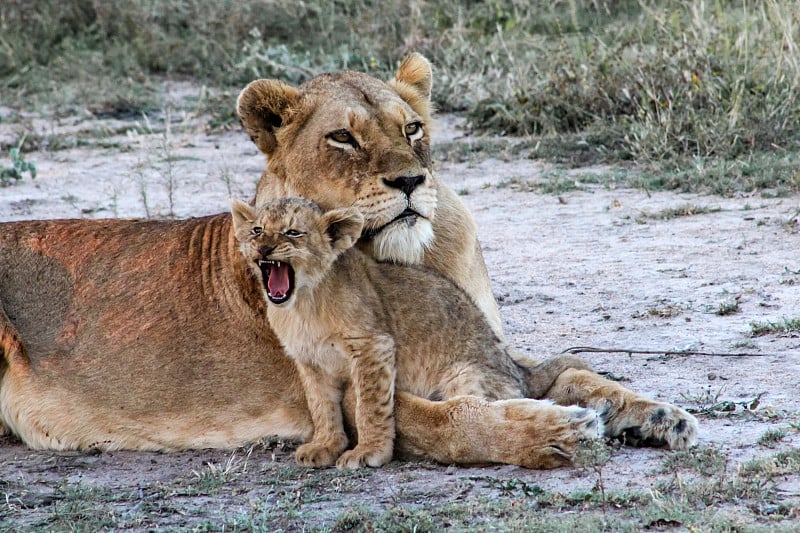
[258,260,295,305]
[362,208,421,239]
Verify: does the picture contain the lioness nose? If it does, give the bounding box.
[383,175,425,196]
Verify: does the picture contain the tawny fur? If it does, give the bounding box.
[232,198,571,468]
[0,54,697,467]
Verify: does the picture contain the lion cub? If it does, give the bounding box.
[231,197,598,469]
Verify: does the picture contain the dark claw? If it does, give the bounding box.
[649,408,666,424]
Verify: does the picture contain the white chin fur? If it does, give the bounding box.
[372,218,434,264]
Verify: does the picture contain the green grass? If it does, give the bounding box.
[750,317,800,336]
[1,139,37,185]
[757,428,788,448]
[636,203,722,221]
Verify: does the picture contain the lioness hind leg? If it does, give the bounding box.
[0,302,31,437]
[544,369,698,450]
[512,354,593,398]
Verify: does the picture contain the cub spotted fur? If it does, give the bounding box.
[232,197,604,469]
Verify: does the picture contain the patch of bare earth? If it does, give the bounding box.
[1,105,798,530]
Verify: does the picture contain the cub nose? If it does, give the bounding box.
[383,175,425,196]
[258,245,276,257]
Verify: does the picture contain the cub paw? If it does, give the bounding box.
[295,442,341,468]
[335,444,393,469]
[608,401,698,450]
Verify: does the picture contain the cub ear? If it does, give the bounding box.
[391,53,432,100]
[319,208,364,254]
[230,199,257,238]
[237,79,300,155]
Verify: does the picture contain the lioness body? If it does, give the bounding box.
[0,55,697,466]
[0,215,309,450]
[232,199,577,468]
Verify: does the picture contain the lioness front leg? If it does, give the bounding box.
[336,335,396,469]
[294,363,348,468]
[544,369,698,449]
[392,393,603,469]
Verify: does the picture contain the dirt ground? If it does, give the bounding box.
[1,93,799,530]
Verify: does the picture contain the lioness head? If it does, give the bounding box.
[237,53,436,265]
[231,198,363,307]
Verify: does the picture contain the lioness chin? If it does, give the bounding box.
[0,54,697,467]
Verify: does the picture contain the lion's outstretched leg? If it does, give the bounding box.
[391,392,603,469]
[510,353,593,398]
[543,369,697,450]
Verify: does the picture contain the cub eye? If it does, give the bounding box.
[285,229,304,238]
[251,226,263,236]
[327,130,356,146]
[404,121,423,141]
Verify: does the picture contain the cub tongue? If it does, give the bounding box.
[267,262,291,298]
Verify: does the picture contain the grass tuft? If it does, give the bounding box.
[1,137,37,186]
[750,317,800,337]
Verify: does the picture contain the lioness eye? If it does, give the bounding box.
[327,130,355,146]
[285,229,304,238]
[404,122,423,140]
[251,226,263,236]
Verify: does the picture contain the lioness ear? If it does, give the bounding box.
[391,53,432,100]
[230,199,256,237]
[237,79,300,155]
[320,208,364,253]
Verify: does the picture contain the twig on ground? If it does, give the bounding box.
[560,346,771,357]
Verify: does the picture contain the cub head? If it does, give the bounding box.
[231,198,364,307]
[237,53,436,265]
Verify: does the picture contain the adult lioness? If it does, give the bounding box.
[0,55,696,467]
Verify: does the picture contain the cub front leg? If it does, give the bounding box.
[336,334,396,469]
[544,369,698,449]
[294,363,349,468]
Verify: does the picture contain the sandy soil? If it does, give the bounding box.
[1,100,798,530]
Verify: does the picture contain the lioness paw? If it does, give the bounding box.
[564,405,605,441]
[335,444,393,469]
[295,442,341,468]
[607,401,698,450]
[495,400,603,469]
